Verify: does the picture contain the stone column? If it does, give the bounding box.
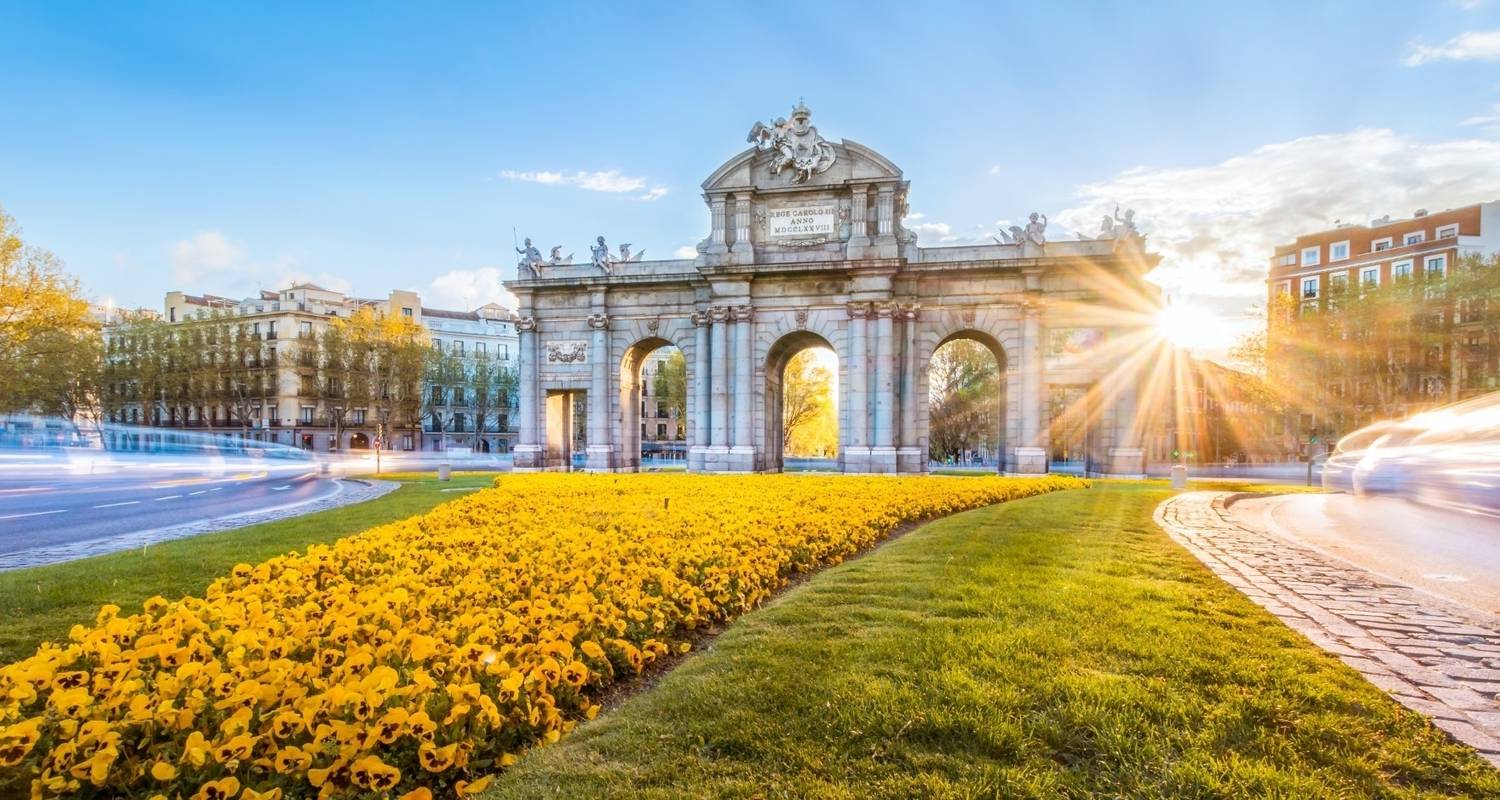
[730,192,753,261]
[845,302,870,471]
[708,305,731,465]
[708,195,729,256]
[512,316,542,469]
[870,303,897,472]
[1107,367,1144,477]
[730,304,755,469]
[689,311,711,472]
[585,313,612,471]
[876,185,894,237]
[1011,299,1047,474]
[847,184,870,253]
[897,304,922,473]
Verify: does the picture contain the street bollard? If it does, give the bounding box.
[1170,464,1187,489]
[438,463,451,482]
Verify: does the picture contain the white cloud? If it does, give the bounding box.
[988,164,1002,176]
[1404,30,1500,65]
[672,245,699,259]
[171,231,243,283]
[1056,128,1500,312]
[500,168,668,202]
[424,267,517,312]
[908,221,958,242]
[904,211,925,221]
[168,231,353,298]
[1461,102,1500,132]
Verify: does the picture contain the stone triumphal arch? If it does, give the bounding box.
[506,102,1158,475]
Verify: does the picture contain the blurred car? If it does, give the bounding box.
[1321,391,1500,516]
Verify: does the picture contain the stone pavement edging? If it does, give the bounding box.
[1156,491,1500,767]
[0,478,400,572]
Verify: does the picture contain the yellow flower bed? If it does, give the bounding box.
[0,473,1083,798]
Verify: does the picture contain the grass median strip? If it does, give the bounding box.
[487,482,1498,799]
[0,472,494,664]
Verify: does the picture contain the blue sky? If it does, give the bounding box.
[4,1,1500,356]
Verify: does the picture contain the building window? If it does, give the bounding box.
[267,321,278,340]
[1393,260,1413,280]
[402,307,413,317]
[1329,241,1350,261]
[1437,224,1459,239]
[1301,246,1320,267]
[1360,267,1379,288]
[431,338,441,350]
[1373,237,1393,252]
[300,406,314,424]
[1404,231,1425,246]
[454,413,466,432]
[353,409,366,425]
[299,321,313,337]
[500,344,509,360]
[1276,253,1297,267]
[1301,277,1319,299]
[1328,273,1348,292]
[476,342,486,354]
[1277,281,1291,296]
[453,387,465,406]
[169,307,176,322]
[657,423,667,438]
[454,341,464,355]
[1425,255,1447,280]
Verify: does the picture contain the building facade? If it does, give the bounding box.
[421,303,520,454]
[506,104,1159,475]
[1266,200,1500,447]
[104,284,518,453]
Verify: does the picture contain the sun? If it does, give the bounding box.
[1156,302,1219,350]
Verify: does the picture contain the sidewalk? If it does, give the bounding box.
[1156,491,1500,767]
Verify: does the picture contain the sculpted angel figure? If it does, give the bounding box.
[1113,205,1140,239]
[516,237,543,275]
[992,225,1026,246]
[591,236,615,275]
[548,246,573,265]
[1024,212,1048,246]
[617,243,645,263]
[746,100,836,184]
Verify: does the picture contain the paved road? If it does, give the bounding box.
[0,470,340,558]
[1233,492,1500,616]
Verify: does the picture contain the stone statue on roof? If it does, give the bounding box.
[747,100,837,185]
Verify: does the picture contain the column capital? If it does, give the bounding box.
[847,301,871,320]
[586,313,611,330]
[899,302,921,321]
[709,305,732,323]
[1021,296,1045,314]
[873,302,897,319]
[731,304,755,323]
[691,310,712,327]
[514,315,538,333]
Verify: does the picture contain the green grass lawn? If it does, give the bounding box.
[0,472,495,663]
[487,482,1497,799]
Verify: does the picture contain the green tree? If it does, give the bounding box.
[783,349,837,457]
[651,349,687,438]
[928,340,1001,462]
[0,206,99,419]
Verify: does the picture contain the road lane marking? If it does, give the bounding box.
[154,495,183,502]
[0,487,52,495]
[272,485,292,491]
[209,487,223,492]
[93,501,140,509]
[189,490,207,496]
[0,509,66,520]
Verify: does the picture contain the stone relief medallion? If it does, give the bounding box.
[961,308,977,326]
[545,341,588,364]
[646,317,660,334]
[794,308,809,327]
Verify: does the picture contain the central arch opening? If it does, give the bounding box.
[764,331,839,472]
[928,332,1006,471]
[620,338,687,471]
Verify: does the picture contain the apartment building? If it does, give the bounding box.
[104,283,518,453]
[1266,200,1500,445]
[638,347,685,460]
[421,303,519,454]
